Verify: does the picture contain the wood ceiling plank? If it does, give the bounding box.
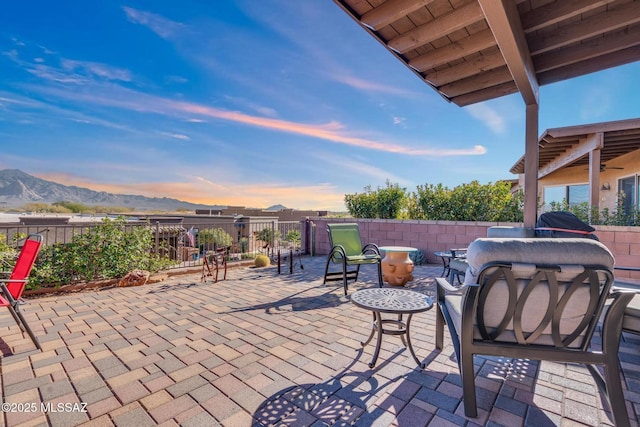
[538,44,640,85]
[408,28,496,71]
[479,0,539,105]
[521,0,616,33]
[388,1,485,53]
[527,1,640,55]
[362,0,439,30]
[451,81,518,106]
[440,66,513,97]
[424,47,505,85]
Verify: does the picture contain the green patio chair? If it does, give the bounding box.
[323,223,383,295]
[436,238,636,426]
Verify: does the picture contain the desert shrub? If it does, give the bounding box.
[199,228,233,249]
[256,228,281,246]
[547,195,639,226]
[29,217,176,288]
[409,249,427,265]
[345,180,407,219]
[346,180,522,222]
[0,233,18,270]
[254,254,270,267]
[285,230,301,244]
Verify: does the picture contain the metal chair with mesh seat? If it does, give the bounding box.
[323,223,383,295]
[435,237,636,426]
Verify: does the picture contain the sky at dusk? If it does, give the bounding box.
[2,1,640,211]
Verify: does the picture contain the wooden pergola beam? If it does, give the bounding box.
[539,44,640,86]
[546,118,640,138]
[439,66,513,98]
[388,2,484,54]
[408,28,496,72]
[452,81,517,107]
[538,133,604,179]
[534,24,640,73]
[361,0,438,31]
[478,0,539,105]
[424,47,505,86]
[521,0,616,33]
[527,1,640,55]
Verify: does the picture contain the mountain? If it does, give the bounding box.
[265,204,288,211]
[0,169,221,211]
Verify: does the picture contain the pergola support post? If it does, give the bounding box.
[524,103,539,228]
[588,133,604,221]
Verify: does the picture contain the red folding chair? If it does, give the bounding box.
[0,234,43,350]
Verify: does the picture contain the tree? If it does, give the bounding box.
[256,227,281,246]
[198,228,233,249]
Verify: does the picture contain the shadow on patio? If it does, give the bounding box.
[0,256,637,426]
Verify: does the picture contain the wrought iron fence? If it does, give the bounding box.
[0,219,304,271]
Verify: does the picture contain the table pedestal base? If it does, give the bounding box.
[361,312,424,369]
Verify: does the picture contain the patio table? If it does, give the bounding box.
[378,246,417,286]
[351,288,433,369]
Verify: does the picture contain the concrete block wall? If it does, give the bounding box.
[310,217,640,282]
[595,225,640,282]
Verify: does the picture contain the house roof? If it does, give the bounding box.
[333,0,640,107]
[510,117,640,175]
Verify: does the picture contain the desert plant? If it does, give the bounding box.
[0,232,18,269]
[29,217,176,288]
[254,254,270,267]
[409,249,426,265]
[198,228,233,249]
[256,227,281,246]
[285,230,301,244]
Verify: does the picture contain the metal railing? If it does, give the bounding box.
[0,219,304,271]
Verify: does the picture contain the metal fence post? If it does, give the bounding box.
[155,221,160,254]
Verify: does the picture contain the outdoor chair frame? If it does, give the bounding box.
[323,223,383,295]
[0,234,43,350]
[435,238,634,426]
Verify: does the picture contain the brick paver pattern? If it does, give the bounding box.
[0,257,638,426]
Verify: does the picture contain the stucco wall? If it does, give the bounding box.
[310,217,640,283]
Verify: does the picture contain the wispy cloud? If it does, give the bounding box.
[174,99,486,156]
[158,132,190,141]
[223,95,278,117]
[312,152,410,185]
[465,103,506,134]
[331,75,415,97]
[5,44,133,85]
[29,83,487,157]
[61,59,132,82]
[122,7,186,40]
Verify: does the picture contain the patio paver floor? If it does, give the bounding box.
[0,256,639,426]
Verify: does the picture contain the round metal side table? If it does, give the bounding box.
[351,288,433,369]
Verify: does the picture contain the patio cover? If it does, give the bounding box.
[510,117,640,209]
[333,0,640,226]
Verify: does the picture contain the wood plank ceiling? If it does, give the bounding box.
[333,0,640,107]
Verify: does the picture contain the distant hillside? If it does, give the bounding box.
[0,169,220,211]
